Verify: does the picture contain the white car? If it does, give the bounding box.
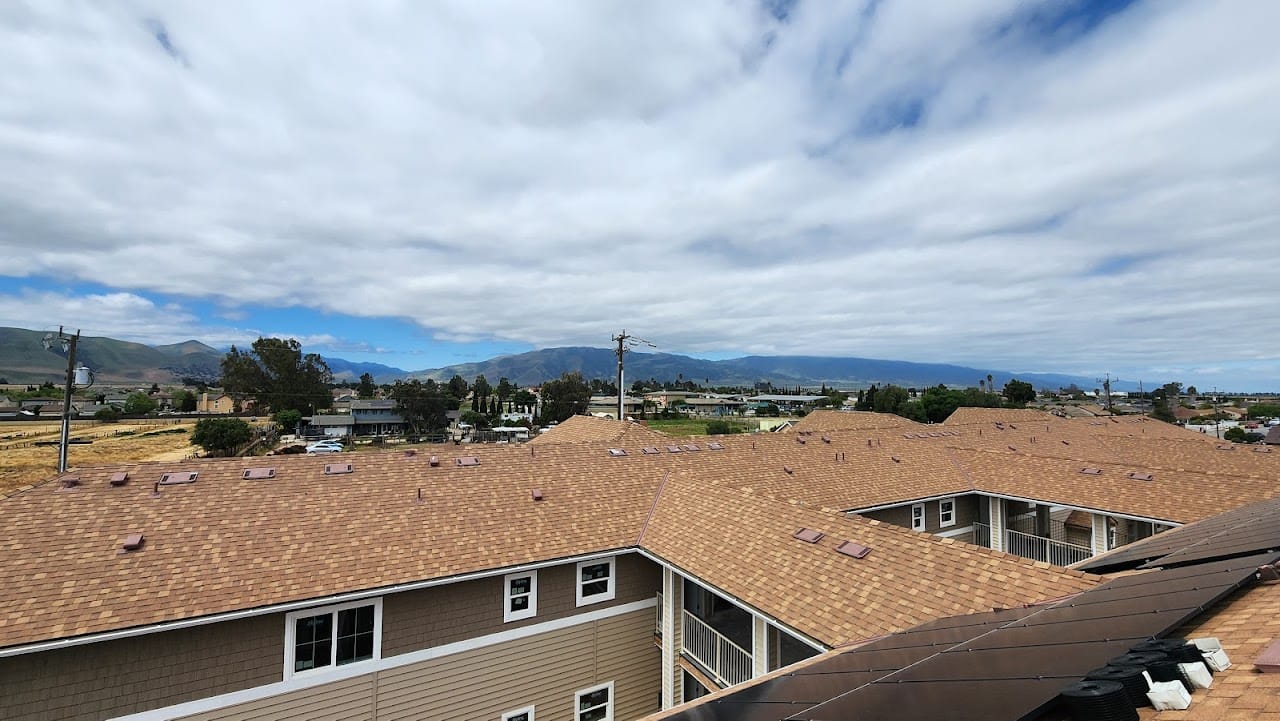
[305,440,345,454]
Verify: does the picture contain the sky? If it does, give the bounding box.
[1,1,1277,390]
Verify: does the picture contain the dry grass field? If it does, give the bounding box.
[0,420,200,495]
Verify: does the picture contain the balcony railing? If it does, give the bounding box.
[682,610,753,688]
[1005,527,1093,566]
[972,522,1092,566]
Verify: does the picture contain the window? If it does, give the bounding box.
[910,503,925,532]
[502,706,535,721]
[284,598,382,678]
[576,558,616,606]
[504,570,538,622]
[939,497,956,528]
[575,682,613,721]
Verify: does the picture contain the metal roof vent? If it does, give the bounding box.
[682,444,700,451]
[1008,445,1017,451]
[532,489,544,501]
[783,466,793,474]
[835,540,872,559]
[706,442,724,450]
[159,471,198,485]
[1062,440,1070,445]
[929,432,941,438]
[793,528,825,544]
[428,455,440,467]
[891,456,901,463]
[109,472,129,486]
[59,476,81,490]
[903,433,915,439]
[1008,424,1018,429]
[607,448,627,457]
[404,449,417,458]
[1127,472,1154,481]
[1255,447,1273,453]
[242,467,276,480]
[1081,467,1103,475]
[666,445,682,453]
[1216,444,1235,451]
[324,463,354,475]
[641,447,661,455]
[121,533,145,553]
[796,436,806,444]
[456,456,481,467]
[821,436,831,443]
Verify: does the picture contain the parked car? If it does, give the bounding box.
[305,440,345,454]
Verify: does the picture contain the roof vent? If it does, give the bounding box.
[793,528,825,544]
[59,476,81,490]
[121,533,145,552]
[159,471,198,485]
[428,455,440,467]
[835,541,872,559]
[891,456,901,463]
[607,448,627,457]
[456,456,481,467]
[109,472,129,486]
[796,436,806,444]
[1062,440,1070,445]
[532,489,544,501]
[641,447,661,455]
[783,466,793,474]
[682,444,700,452]
[903,434,914,439]
[706,442,724,450]
[1008,424,1017,429]
[324,463,354,475]
[1216,444,1235,451]
[404,449,417,458]
[821,436,831,444]
[1007,445,1017,451]
[1127,472,1154,481]
[929,432,941,438]
[666,445,682,453]
[1080,467,1103,475]
[242,467,276,480]
[1254,447,1273,454]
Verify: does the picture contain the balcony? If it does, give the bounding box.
[682,610,753,687]
[973,522,1093,567]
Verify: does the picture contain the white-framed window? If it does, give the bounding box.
[576,558,616,607]
[939,497,956,528]
[284,598,382,679]
[504,570,538,623]
[574,681,613,721]
[502,705,535,721]
[910,503,925,532]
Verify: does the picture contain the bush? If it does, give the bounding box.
[192,418,253,456]
[706,420,742,435]
[94,407,121,423]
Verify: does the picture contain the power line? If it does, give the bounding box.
[612,330,656,421]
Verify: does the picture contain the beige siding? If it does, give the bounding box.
[174,608,660,721]
[179,675,374,721]
[0,614,281,721]
[860,494,980,535]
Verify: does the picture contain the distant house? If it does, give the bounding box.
[683,397,744,417]
[198,393,238,414]
[586,395,645,419]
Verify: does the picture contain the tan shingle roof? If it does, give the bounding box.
[527,414,672,446]
[640,477,1098,646]
[942,407,1058,425]
[791,410,925,433]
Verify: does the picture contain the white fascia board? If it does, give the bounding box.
[978,492,1185,526]
[846,492,972,515]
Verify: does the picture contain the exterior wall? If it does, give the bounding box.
[176,609,661,721]
[859,494,980,535]
[0,614,281,721]
[383,553,661,656]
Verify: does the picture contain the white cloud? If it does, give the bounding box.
[1,1,1278,386]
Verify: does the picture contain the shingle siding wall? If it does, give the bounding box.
[382,553,661,656]
[0,614,281,721]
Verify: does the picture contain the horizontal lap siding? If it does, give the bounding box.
[173,609,660,721]
[0,614,281,721]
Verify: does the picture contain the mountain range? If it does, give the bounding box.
[0,326,1122,392]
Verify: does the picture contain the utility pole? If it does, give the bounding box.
[43,327,81,474]
[1097,373,1115,414]
[612,330,655,421]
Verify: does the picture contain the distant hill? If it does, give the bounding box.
[322,357,407,384]
[410,347,1114,392]
[0,327,223,384]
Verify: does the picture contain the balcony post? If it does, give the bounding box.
[1090,512,1109,556]
[987,496,1006,552]
[661,567,683,709]
[752,616,768,678]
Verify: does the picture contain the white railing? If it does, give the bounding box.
[1005,527,1093,566]
[682,610,753,688]
[973,521,992,550]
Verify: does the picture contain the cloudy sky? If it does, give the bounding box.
[1,0,1277,389]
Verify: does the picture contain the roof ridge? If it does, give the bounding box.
[635,470,671,546]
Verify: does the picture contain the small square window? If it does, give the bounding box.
[939,498,956,528]
[576,558,616,607]
[575,682,613,721]
[504,570,538,623]
[910,503,925,532]
[502,705,535,721]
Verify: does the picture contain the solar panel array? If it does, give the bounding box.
[1076,495,1280,573]
[666,552,1278,721]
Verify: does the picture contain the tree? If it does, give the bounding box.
[1223,426,1246,442]
[872,385,910,415]
[191,418,253,457]
[446,375,469,404]
[1002,379,1036,407]
[220,337,333,415]
[389,380,450,434]
[273,409,303,431]
[460,409,490,429]
[471,375,491,413]
[123,392,157,416]
[538,371,591,424]
[171,389,198,413]
[94,406,120,423]
[1187,385,1198,396]
[358,373,377,399]
[496,377,514,409]
[511,389,537,414]
[1247,404,1280,420]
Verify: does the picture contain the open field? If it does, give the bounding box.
[644,417,757,436]
[0,420,199,495]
